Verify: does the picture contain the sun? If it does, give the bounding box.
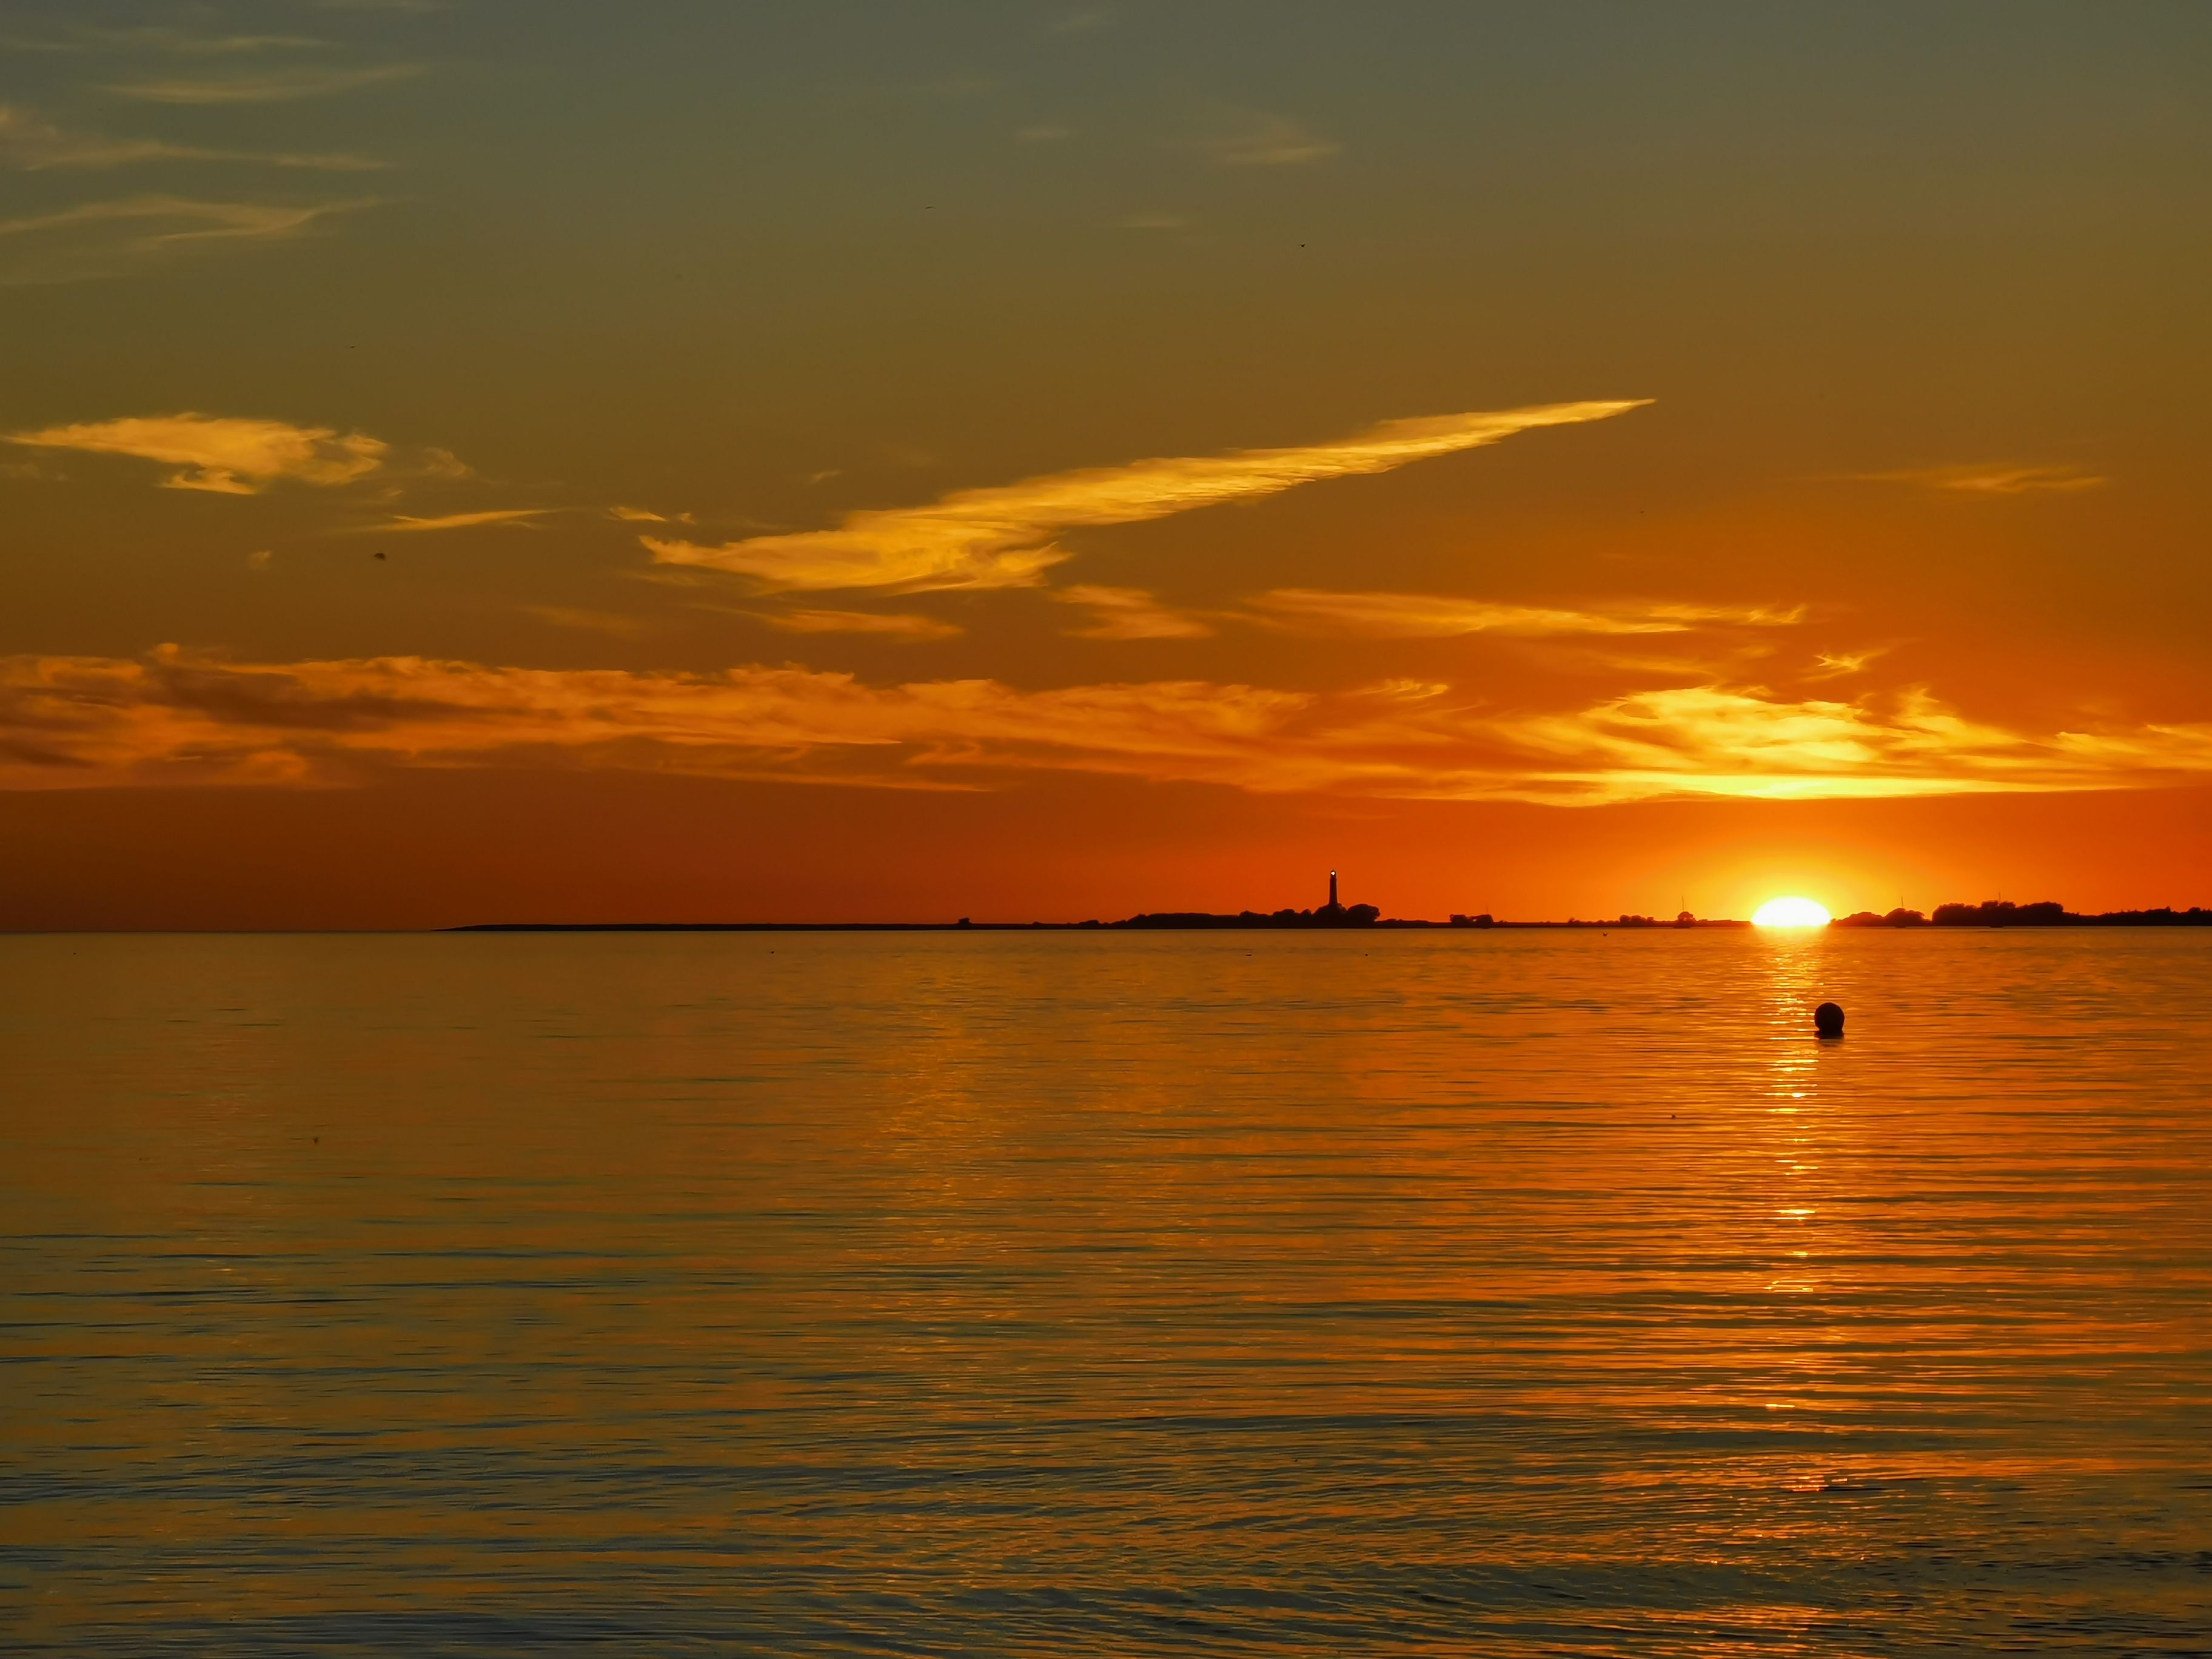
[1752,896,1832,928]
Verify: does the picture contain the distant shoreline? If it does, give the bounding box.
[455,906,2212,934]
[451,919,1749,933]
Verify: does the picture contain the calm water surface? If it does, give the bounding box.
[3,930,2209,1655]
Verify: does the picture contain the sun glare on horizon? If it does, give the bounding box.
[1752,896,1832,928]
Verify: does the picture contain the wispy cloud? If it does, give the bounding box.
[7,413,386,494]
[1054,585,1213,640]
[353,508,550,533]
[8,649,2210,805]
[1805,648,1885,682]
[645,401,1648,594]
[2,22,327,53]
[82,28,327,56]
[104,64,421,104]
[1483,685,2212,802]
[1195,107,1339,167]
[1855,463,2106,495]
[525,606,651,640]
[0,193,367,281]
[751,609,963,640]
[1247,589,1800,638]
[0,105,381,170]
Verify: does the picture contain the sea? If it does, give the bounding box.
[3,928,2208,1655]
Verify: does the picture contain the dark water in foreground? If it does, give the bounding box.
[2,930,2209,1655]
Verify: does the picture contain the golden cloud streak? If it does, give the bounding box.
[1248,590,1801,638]
[1055,586,1215,640]
[6,649,2211,806]
[754,609,964,640]
[102,65,424,105]
[643,400,1649,593]
[1858,463,2106,495]
[357,509,551,532]
[7,412,386,494]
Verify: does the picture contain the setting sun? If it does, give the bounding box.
[1752,897,1833,928]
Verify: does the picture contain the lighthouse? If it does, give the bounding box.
[1329,870,1338,908]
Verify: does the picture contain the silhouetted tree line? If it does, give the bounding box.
[1115,904,1384,929]
[1835,901,2212,928]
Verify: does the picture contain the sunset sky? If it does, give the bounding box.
[5,1,2210,926]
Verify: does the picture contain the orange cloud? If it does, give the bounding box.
[752,609,963,640]
[7,413,387,494]
[524,607,652,640]
[1857,463,2106,495]
[1247,589,1800,638]
[643,400,1649,592]
[7,649,2212,806]
[1054,586,1213,640]
[356,508,551,532]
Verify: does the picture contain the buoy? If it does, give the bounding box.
[1814,1002,1845,1037]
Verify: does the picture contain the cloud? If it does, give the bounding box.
[81,28,328,56]
[1361,679,1451,702]
[8,648,2211,805]
[1054,585,1213,640]
[104,64,421,104]
[0,105,381,170]
[645,400,1647,594]
[751,609,962,640]
[1857,464,2106,495]
[354,508,550,532]
[1247,589,1800,638]
[7,413,387,494]
[525,606,651,640]
[1195,109,1339,167]
[1483,685,2212,802]
[0,194,367,281]
[0,649,1315,791]
[1805,648,1885,682]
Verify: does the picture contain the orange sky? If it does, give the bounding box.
[4,3,2210,925]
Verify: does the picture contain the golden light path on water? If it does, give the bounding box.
[3,928,2210,1654]
[1752,896,1834,928]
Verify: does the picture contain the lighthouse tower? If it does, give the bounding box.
[1329,870,1338,908]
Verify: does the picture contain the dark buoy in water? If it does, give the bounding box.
[1814,1001,1845,1037]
